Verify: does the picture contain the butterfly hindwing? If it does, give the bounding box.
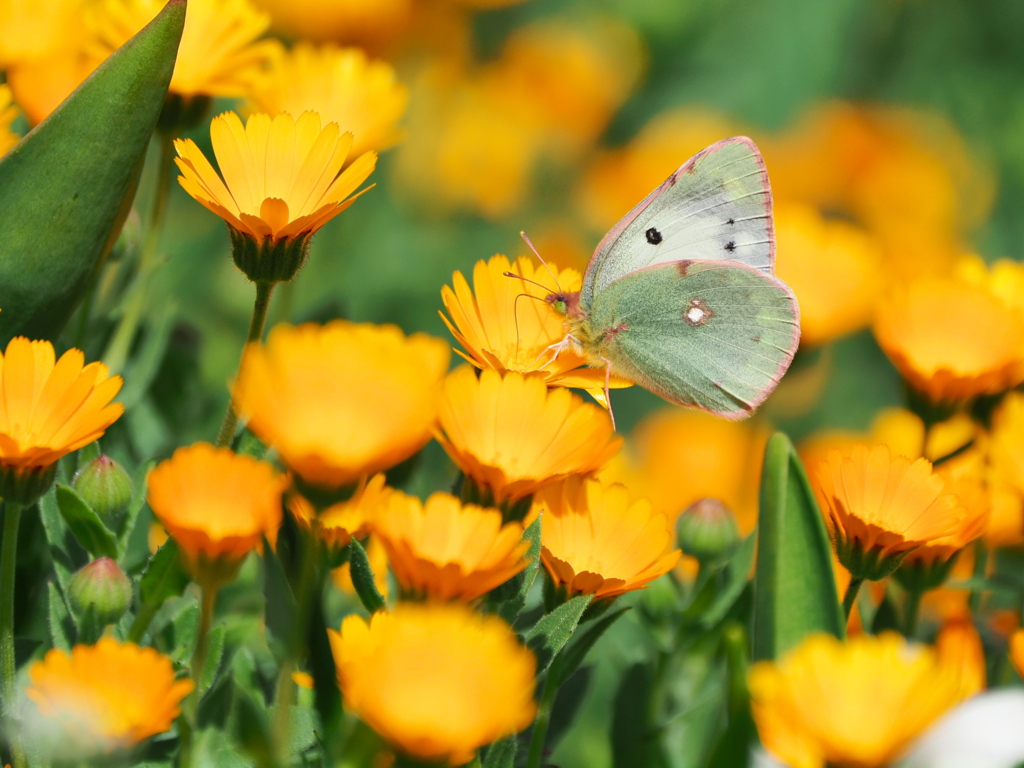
[584,260,799,419]
[581,137,774,307]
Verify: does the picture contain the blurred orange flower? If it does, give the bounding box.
[330,603,536,765]
[935,617,986,700]
[289,473,392,549]
[245,42,407,157]
[373,491,529,601]
[0,85,20,155]
[235,321,450,490]
[253,0,413,53]
[146,443,285,579]
[535,476,681,600]
[749,632,971,768]
[0,0,84,68]
[26,638,193,753]
[435,367,620,504]
[874,276,1024,403]
[1011,629,1024,679]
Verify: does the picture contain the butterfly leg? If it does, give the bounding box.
[601,355,616,431]
[528,333,582,369]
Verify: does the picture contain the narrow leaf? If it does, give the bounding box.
[349,538,385,613]
[55,484,118,559]
[752,432,844,662]
[482,736,517,768]
[47,581,73,652]
[39,487,74,591]
[138,539,190,610]
[524,593,592,672]
[0,0,186,342]
[696,534,757,630]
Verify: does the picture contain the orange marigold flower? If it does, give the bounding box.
[0,85,20,155]
[749,632,972,768]
[146,443,285,582]
[0,338,123,501]
[175,111,376,281]
[815,444,967,580]
[246,42,407,157]
[87,0,280,99]
[0,0,83,67]
[441,255,631,398]
[25,637,193,753]
[435,367,621,504]
[874,276,1024,403]
[253,0,414,53]
[234,321,450,491]
[329,602,536,765]
[372,491,529,601]
[289,473,391,549]
[935,617,986,701]
[1010,629,1024,679]
[534,476,681,599]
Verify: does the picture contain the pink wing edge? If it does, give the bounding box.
[586,136,777,276]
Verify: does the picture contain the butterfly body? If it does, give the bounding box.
[548,137,800,420]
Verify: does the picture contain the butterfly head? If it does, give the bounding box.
[545,290,583,319]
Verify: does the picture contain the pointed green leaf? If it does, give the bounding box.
[348,538,385,614]
[55,484,119,559]
[482,737,517,768]
[47,581,73,652]
[524,593,592,672]
[0,0,185,343]
[752,432,844,661]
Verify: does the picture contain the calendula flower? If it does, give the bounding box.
[253,0,414,52]
[441,255,631,397]
[956,254,1024,317]
[935,618,986,701]
[988,392,1024,498]
[1011,630,1024,679]
[534,477,681,599]
[0,338,123,503]
[175,111,377,282]
[749,632,974,768]
[773,202,882,346]
[330,602,536,765]
[235,321,450,491]
[25,638,193,753]
[0,85,20,155]
[0,0,83,67]
[815,444,967,580]
[373,491,529,601]
[246,42,407,157]
[146,443,285,584]
[874,276,1024,403]
[290,473,391,549]
[436,367,620,504]
[87,0,280,99]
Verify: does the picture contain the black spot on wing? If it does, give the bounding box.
[645,227,663,245]
[724,240,736,252]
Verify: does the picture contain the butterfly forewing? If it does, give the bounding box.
[587,260,799,419]
[581,137,774,308]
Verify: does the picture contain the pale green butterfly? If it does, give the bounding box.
[542,136,800,421]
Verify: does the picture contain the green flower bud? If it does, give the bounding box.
[68,557,133,625]
[677,498,741,564]
[72,455,133,525]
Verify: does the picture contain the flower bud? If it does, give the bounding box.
[676,498,741,564]
[72,455,133,525]
[68,558,133,625]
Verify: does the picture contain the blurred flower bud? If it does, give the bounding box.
[68,558,133,625]
[677,498,741,564]
[73,455,133,525]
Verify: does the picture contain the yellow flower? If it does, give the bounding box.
[175,111,377,281]
[874,276,1024,403]
[0,338,123,500]
[435,367,621,504]
[6,49,98,125]
[329,602,536,765]
[87,0,280,99]
[749,632,971,768]
[774,202,883,347]
[234,321,450,490]
[372,491,529,601]
[441,255,631,397]
[0,0,83,67]
[290,473,391,549]
[246,42,407,157]
[957,254,1024,317]
[1010,629,1024,679]
[146,443,285,581]
[898,472,989,570]
[0,85,20,155]
[815,444,967,580]
[600,407,768,533]
[25,637,193,753]
[535,476,681,599]
[935,617,986,701]
[252,0,414,53]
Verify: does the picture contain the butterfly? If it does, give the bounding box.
[544,137,800,421]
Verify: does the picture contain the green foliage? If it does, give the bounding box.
[348,538,386,614]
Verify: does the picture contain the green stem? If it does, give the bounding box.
[525,653,563,768]
[180,586,217,768]
[842,578,864,622]
[1,502,26,768]
[103,135,175,374]
[903,588,923,638]
[215,280,275,448]
[968,540,988,615]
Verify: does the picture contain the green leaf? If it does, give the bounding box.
[39,487,75,591]
[752,433,844,662]
[524,593,592,673]
[55,484,118,559]
[611,662,660,768]
[47,581,73,652]
[232,685,275,768]
[348,538,385,613]
[694,534,757,630]
[559,607,629,682]
[118,300,177,409]
[139,540,189,608]
[494,513,542,624]
[199,623,227,693]
[0,0,185,343]
[481,736,517,768]
[117,458,154,563]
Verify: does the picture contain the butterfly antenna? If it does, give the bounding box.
[509,289,551,360]
[520,231,564,293]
